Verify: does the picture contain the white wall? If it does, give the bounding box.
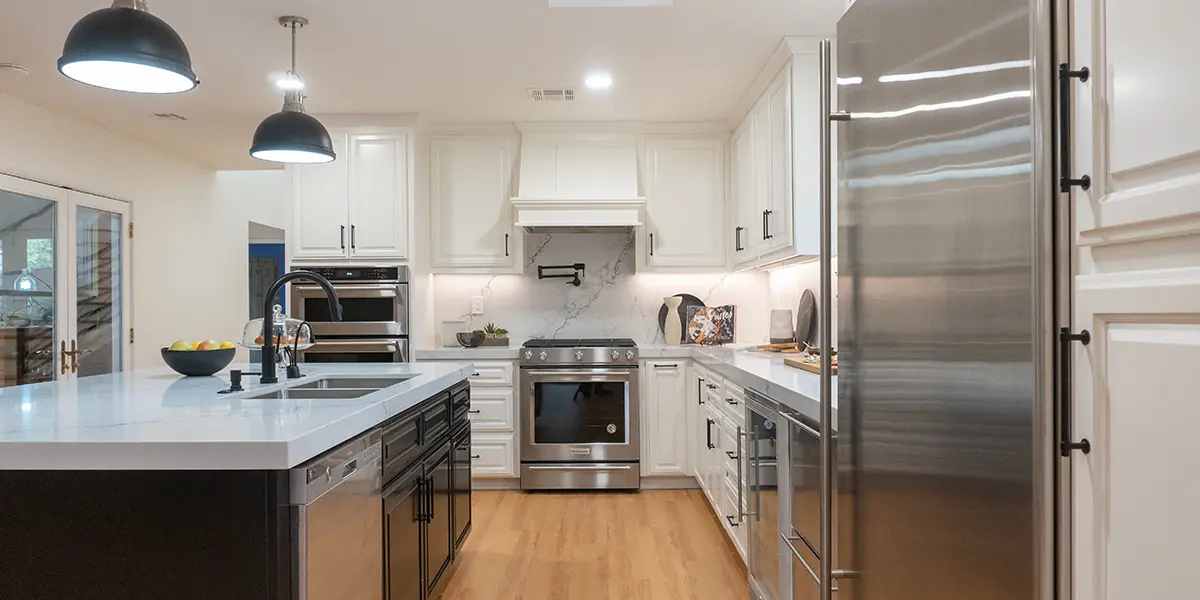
[768,256,838,348]
[0,93,288,368]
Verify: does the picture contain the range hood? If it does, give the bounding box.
[511,134,645,234]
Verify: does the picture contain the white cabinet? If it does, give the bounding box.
[430,135,519,271]
[422,359,519,479]
[641,360,688,476]
[731,38,836,268]
[292,130,410,262]
[641,137,726,270]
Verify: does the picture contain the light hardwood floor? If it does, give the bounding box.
[442,489,748,600]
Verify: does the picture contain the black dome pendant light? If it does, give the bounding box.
[249,16,335,164]
[58,0,198,94]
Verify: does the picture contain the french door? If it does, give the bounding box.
[0,173,130,387]
[1069,0,1200,598]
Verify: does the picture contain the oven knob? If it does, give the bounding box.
[626,350,635,360]
[575,350,584,360]
[524,350,533,360]
[611,350,619,360]
[539,352,547,361]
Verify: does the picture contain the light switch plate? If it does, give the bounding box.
[470,296,485,315]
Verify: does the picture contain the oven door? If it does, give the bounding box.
[298,338,408,363]
[520,368,639,462]
[292,284,407,337]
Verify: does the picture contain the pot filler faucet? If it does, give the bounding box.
[260,270,342,384]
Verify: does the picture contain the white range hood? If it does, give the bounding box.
[511,134,646,234]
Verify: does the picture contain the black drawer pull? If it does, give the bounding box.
[470,455,481,460]
[726,515,739,527]
[726,450,739,460]
[725,398,739,406]
[467,409,481,414]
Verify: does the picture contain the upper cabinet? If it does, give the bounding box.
[731,38,836,268]
[640,137,726,270]
[430,135,520,271]
[291,129,410,262]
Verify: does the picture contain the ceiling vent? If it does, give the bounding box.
[153,112,188,121]
[528,88,575,102]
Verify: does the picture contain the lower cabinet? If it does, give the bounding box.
[384,383,471,600]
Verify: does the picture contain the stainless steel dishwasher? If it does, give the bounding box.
[290,428,383,600]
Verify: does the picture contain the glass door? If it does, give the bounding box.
[68,192,130,377]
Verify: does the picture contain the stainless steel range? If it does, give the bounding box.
[519,338,640,491]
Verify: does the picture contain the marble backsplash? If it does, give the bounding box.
[430,233,772,345]
[767,256,838,348]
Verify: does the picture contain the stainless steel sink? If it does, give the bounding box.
[251,388,377,400]
[292,376,413,390]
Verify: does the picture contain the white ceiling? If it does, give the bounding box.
[0,0,841,170]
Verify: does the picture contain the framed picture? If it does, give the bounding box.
[686,305,736,345]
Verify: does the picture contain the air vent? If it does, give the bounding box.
[153,112,188,121]
[528,88,576,102]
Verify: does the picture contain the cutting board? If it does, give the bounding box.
[785,356,838,375]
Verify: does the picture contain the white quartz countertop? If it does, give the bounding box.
[0,362,472,470]
[640,345,836,423]
[414,347,520,360]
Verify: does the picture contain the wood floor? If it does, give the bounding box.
[441,490,748,600]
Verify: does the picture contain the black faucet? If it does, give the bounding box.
[260,271,342,384]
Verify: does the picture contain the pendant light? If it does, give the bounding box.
[249,16,335,164]
[58,0,198,94]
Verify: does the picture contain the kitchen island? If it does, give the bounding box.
[0,362,474,600]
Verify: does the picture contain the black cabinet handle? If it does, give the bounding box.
[735,226,744,252]
[504,233,510,257]
[350,225,356,249]
[653,363,679,369]
[764,210,773,240]
[467,409,481,414]
[1058,64,1092,192]
[726,397,739,406]
[470,454,481,460]
[762,210,768,240]
[426,476,435,521]
[649,232,655,257]
[706,418,714,449]
[726,450,739,460]
[698,377,705,404]
[706,383,718,390]
[340,225,345,250]
[726,515,739,527]
[1059,328,1092,455]
[415,477,427,522]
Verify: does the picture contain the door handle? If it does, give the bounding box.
[1058,63,1092,192]
[1059,328,1092,455]
[350,225,356,250]
[340,225,345,250]
[706,418,715,449]
[414,477,427,522]
[425,476,434,522]
[764,210,773,240]
[649,232,655,257]
[762,210,768,240]
[735,226,743,251]
[504,233,510,257]
[698,377,705,404]
[60,340,79,375]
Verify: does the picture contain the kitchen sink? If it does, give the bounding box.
[292,376,413,390]
[251,388,377,400]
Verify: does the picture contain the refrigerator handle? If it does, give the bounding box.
[1059,328,1093,455]
[819,38,859,598]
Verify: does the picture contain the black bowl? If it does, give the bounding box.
[161,347,235,377]
[456,331,485,348]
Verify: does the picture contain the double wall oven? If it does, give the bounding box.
[519,339,640,490]
[291,265,409,363]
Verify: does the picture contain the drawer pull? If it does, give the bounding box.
[471,372,481,377]
[726,515,739,527]
[725,398,739,406]
[470,455,481,460]
[467,409,481,414]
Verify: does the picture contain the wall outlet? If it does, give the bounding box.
[470,296,484,315]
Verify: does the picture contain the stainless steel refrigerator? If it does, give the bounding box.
[817,0,1063,598]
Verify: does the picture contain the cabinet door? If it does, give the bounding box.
[643,138,725,269]
[424,444,453,598]
[732,120,759,264]
[751,97,774,256]
[384,465,423,600]
[452,430,472,551]
[292,133,349,260]
[641,361,688,476]
[766,67,793,250]
[431,136,517,269]
[349,133,409,259]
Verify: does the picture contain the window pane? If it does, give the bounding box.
[0,190,55,387]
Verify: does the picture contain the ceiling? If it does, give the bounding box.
[0,0,842,170]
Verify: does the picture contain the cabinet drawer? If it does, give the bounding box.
[720,382,746,425]
[468,361,513,387]
[423,392,452,443]
[468,388,514,432]
[382,412,422,484]
[469,433,517,477]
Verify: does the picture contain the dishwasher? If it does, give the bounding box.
[290,428,383,600]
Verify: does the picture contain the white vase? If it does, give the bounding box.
[664,296,684,346]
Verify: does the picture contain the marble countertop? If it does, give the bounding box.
[414,347,520,360]
[0,362,472,470]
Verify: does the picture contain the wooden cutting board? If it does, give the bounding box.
[784,356,838,375]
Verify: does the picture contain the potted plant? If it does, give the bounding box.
[480,322,510,347]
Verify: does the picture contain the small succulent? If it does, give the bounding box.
[483,322,509,338]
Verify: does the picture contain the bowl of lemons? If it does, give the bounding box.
[162,340,236,377]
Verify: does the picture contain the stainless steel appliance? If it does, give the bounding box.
[519,338,640,490]
[802,0,1062,597]
[289,428,383,600]
[292,265,409,363]
[746,389,782,600]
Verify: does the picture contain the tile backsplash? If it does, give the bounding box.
[429,233,771,345]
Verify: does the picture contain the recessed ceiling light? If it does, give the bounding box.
[585,72,613,91]
[0,63,29,76]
